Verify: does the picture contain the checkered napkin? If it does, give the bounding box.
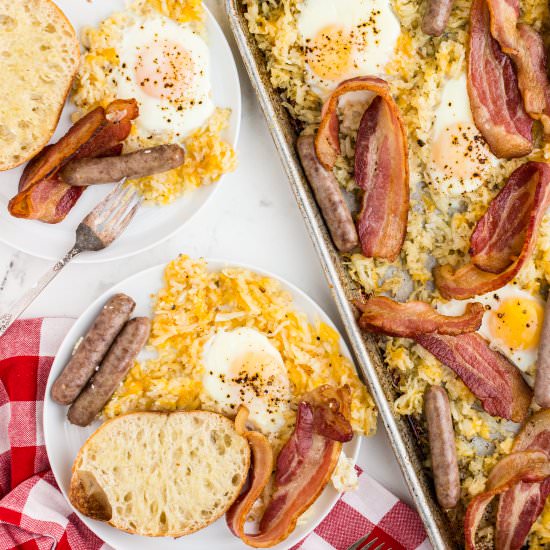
[0,318,429,550]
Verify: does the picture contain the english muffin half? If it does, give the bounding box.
[69,410,251,537]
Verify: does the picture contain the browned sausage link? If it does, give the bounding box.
[424,385,460,509]
[421,0,454,36]
[67,317,151,426]
[534,297,550,407]
[60,144,185,186]
[51,294,135,405]
[297,135,359,252]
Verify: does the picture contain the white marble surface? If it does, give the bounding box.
[0,0,414,513]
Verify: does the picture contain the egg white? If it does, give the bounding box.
[437,284,545,372]
[202,328,291,434]
[113,16,214,138]
[426,73,499,196]
[297,0,400,98]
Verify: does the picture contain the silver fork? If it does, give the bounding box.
[347,533,390,550]
[0,180,141,337]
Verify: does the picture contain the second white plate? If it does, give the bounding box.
[0,1,241,262]
[43,259,360,550]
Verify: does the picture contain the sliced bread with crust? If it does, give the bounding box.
[0,0,80,171]
[69,410,251,537]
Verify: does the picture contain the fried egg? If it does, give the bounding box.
[437,284,545,372]
[297,0,400,98]
[202,328,291,434]
[114,16,214,138]
[426,74,499,196]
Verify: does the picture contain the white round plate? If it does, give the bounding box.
[0,1,240,263]
[44,259,361,550]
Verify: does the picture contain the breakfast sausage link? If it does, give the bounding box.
[424,385,460,509]
[67,317,151,427]
[60,144,185,186]
[421,0,454,36]
[534,297,550,407]
[51,293,136,405]
[297,135,359,253]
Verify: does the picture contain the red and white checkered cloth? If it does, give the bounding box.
[0,318,430,550]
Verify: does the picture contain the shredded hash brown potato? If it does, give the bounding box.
[104,255,376,453]
[244,0,550,545]
[71,0,237,204]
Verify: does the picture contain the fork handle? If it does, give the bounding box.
[0,246,81,338]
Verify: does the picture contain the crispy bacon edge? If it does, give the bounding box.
[467,0,533,159]
[226,386,353,548]
[314,76,409,261]
[485,0,550,134]
[354,296,485,337]
[8,99,138,224]
[435,161,550,299]
[415,333,532,422]
[464,410,550,550]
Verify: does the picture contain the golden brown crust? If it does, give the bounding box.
[0,0,80,172]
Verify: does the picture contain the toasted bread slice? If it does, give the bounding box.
[0,0,80,171]
[69,411,251,537]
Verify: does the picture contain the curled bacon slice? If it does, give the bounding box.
[354,296,484,337]
[227,385,352,548]
[468,0,533,158]
[227,407,274,543]
[484,0,550,134]
[314,76,409,261]
[354,94,409,261]
[464,450,550,550]
[465,410,550,550]
[512,24,550,135]
[435,162,550,299]
[8,99,138,224]
[415,333,532,422]
[485,0,520,54]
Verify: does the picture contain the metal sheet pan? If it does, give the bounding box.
[225,1,458,548]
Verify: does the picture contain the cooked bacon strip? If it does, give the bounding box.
[469,162,537,273]
[354,296,484,337]
[464,450,550,550]
[512,24,550,135]
[415,333,532,422]
[465,410,550,550]
[484,0,550,134]
[9,175,85,224]
[227,386,352,548]
[495,479,550,550]
[9,99,138,224]
[485,0,520,54]
[467,0,533,158]
[226,407,274,541]
[435,162,550,299]
[314,77,409,260]
[354,94,409,260]
[494,411,550,549]
[18,108,107,192]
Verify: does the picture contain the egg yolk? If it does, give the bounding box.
[488,298,544,351]
[229,351,283,394]
[134,39,195,101]
[305,24,352,81]
[430,122,492,188]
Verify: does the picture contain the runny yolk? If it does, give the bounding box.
[134,39,194,101]
[488,297,544,351]
[306,24,352,81]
